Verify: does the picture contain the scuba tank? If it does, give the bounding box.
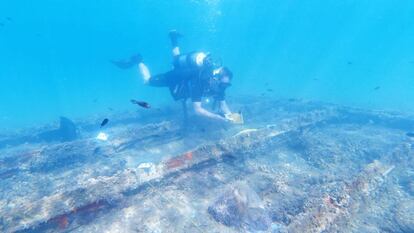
[173,52,210,69]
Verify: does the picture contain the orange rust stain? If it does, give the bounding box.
[184,151,193,160]
[166,158,184,169]
[57,215,69,229]
[166,151,194,169]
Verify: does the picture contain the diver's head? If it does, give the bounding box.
[200,53,224,69]
[212,66,233,89]
[219,66,232,82]
[216,66,232,82]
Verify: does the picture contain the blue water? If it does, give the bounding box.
[1,0,414,130]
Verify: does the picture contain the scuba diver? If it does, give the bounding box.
[120,30,238,123]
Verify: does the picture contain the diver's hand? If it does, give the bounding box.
[224,113,236,123]
[193,102,233,123]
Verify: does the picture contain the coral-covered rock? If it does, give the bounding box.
[208,182,271,231]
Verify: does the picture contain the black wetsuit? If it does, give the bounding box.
[148,56,226,102]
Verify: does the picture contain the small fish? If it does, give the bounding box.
[267,88,273,92]
[347,61,353,65]
[93,147,101,154]
[93,98,98,103]
[374,86,380,91]
[100,118,109,127]
[6,17,12,21]
[0,23,4,27]
[131,99,151,108]
[110,54,141,70]
[313,78,319,81]
[406,132,414,137]
[108,107,114,111]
